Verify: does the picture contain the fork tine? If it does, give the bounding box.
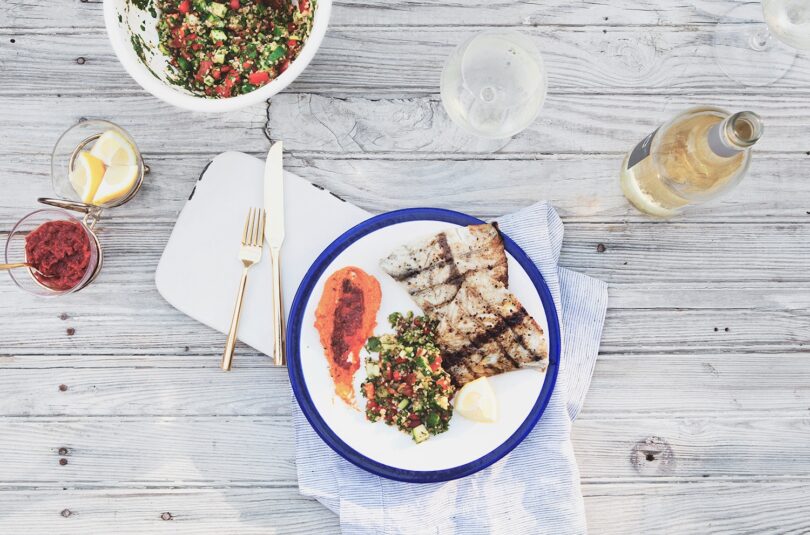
[251,208,259,247]
[242,208,252,245]
[249,207,257,246]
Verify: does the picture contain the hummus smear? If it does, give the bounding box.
[314,267,382,406]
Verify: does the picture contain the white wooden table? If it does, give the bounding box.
[1,1,809,533]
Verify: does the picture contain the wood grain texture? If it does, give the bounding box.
[583,481,810,534]
[266,93,810,154]
[0,487,340,535]
[4,153,810,224]
[0,415,808,487]
[3,26,810,96]
[0,482,808,535]
[0,0,760,29]
[1,0,809,531]
[0,353,808,418]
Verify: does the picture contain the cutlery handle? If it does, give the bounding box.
[222,267,250,371]
[271,248,285,366]
[0,263,29,271]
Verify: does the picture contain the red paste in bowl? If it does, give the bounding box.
[25,220,92,291]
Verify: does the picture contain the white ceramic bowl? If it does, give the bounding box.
[103,0,332,113]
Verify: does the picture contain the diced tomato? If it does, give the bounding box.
[299,0,310,11]
[392,370,401,381]
[405,373,416,386]
[363,383,375,399]
[248,70,270,85]
[401,386,413,397]
[407,419,422,428]
[429,355,442,372]
[186,33,197,41]
[220,65,231,73]
[230,0,240,8]
[242,60,253,69]
[211,67,221,80]
[279,59,291,73]
[197,60,213,78]
[436,377,450,390]
[178,0,190,14]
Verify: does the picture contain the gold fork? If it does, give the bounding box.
[221,207,265,371]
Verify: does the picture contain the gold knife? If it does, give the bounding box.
[264,141,286,366]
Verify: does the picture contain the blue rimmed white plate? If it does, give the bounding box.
[288,208,560,483]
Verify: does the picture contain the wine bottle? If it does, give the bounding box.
[620,107,763,217]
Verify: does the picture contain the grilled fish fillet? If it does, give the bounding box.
[380,223,547,386]
[436,272,548,386]
[379,223,507,315]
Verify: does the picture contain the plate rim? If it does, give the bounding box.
[287,207,561,483]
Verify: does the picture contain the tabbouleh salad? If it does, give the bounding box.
[153,0,315,98]
[361,312,456,444]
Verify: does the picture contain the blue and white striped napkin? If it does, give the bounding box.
[293,202,609,534]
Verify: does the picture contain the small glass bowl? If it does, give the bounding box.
[4,208,101,297]
[51,119,145,209]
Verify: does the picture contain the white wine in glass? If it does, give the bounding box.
[762,0,810,50]
[714,0,810,86]
[441,30,547,139]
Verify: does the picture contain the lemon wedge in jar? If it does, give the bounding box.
[90,129,137,166]
[93,165,139,205]
[69,151,106,204]
[453,377,498,423]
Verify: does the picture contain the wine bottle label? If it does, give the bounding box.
[707,122,743,158]
[627,127,659,169]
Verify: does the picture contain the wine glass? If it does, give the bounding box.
[440,30,547,139]
[714,0,810,87]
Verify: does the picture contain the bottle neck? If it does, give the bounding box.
[707,111,763,158]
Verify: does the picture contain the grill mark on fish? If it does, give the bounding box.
[436,232,460,281]
[442,308,527,369]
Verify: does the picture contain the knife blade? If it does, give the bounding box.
[264,141,286,366]
[264,141,285,249]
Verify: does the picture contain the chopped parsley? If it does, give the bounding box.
[361,312,455,443]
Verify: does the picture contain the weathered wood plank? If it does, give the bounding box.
[583,481,810,534]
[0,487,339,535]
[0,97,269,156]
[0,481,808,535]
[0,0,752,29]
[4,152,810,224]
[0,354,808,418]
[2,94,810,163]
[0,416,808,485]
[3,27,810,96]
[266,93,810,154]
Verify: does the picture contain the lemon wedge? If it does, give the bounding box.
[93,165,139,205]
[69,151,106,204]
[453,377,498,423]
[90,129,138,167]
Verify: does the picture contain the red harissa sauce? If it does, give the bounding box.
[25,220,92,291]
[314,266,382,406]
